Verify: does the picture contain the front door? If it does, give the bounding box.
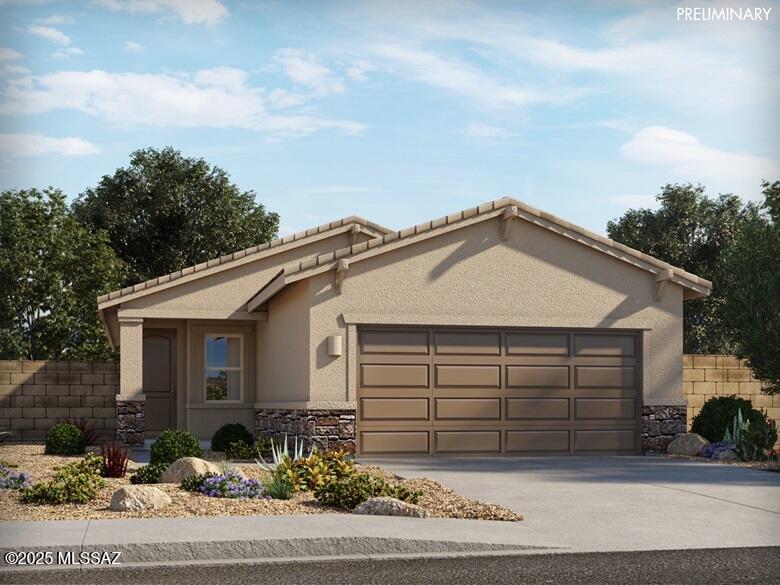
[143,329,177,436]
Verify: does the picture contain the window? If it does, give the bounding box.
[204,334,242,401]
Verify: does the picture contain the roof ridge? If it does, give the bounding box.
[278,196,712,290]
[97,215,393,305]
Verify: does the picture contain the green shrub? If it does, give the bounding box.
[44,423,86,456]
[21,454,105,504]
[728,410,778,461]
[691,396,767,442]
[313,472,421,510]
[274,449,355,492]
[263,475,294,500]
[224,441,255,460]
[150,430,202,465]
[129,462,168,484]
[211,424,253,453]
[181,472,217,492]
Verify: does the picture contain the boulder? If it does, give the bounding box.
[159,457,222,484]
[353,497,429,518]
[715,449,738,462]
[667,433,709,456]
[110,486,171,511]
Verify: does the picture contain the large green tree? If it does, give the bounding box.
[0,189,127,360]
[607,183,754,354]
[73,147,280,285]
[719,181,780,394]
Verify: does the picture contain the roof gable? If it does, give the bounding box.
[97,215,392,310]
[247,197,712,310]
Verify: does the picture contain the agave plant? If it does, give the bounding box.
[255,434,312,472]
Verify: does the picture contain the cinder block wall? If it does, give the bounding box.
[0,360,119,441]
[683,355,780,446]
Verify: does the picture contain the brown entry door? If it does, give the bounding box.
[143,329,177,436]
[357,327,640,456]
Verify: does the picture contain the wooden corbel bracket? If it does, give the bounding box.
[335,259,349,294]
[501,205,519,241]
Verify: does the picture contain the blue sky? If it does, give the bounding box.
[0,0,778,236]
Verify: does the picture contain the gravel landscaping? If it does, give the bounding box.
[664,453,780,472]
[0,444,522,522]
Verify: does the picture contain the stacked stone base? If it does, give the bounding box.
[255,409,356,453]
[641,405,686,453]
[116,400,145,445]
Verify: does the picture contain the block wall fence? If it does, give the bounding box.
[683,355,780,447]
[1,357,778,449]
[0,360,118,441]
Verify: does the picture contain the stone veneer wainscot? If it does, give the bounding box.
[255,408,356,453]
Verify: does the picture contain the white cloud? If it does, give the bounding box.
[0,48,23,61]
[51,47,84,59]
[371,43,578,108]
[123,41,144,52]
[1,64,31,75]
[37,14,74,25]
[461,122,511,139]
[0,68,365,139]
[0,133,100,156]
[94,0,228,26]
[609,194,659,209]
[271,49,344,96]
[27,25,71,45]
[345,60,375,81]
[620,126,780,198]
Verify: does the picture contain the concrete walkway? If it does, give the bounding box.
[363,455,780,552]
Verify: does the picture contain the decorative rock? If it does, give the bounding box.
[353,497,430,518]
[667,433,709,456]
[110,486,171,511]
[159,457,222,484]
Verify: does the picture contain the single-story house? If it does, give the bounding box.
[97,197,712,455]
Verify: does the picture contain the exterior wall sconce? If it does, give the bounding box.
[327,335,343,357]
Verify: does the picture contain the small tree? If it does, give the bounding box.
[73,147,280,284]
[719,180,780,394]
[607,183,753,354]
[0,189,126,360]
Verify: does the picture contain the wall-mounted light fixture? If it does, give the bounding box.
[327,334,343,356]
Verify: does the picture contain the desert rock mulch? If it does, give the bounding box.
[0,444,521,522]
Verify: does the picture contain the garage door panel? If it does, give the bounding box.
[435,398,500,420]
[506,398,569,420]
[360,330,429,354]
[506,333,569,356]
[506,430,570,452]
[506,366,569,388]
[361,431,429,454]
[434,331,501,355]
[574,334,635,357]
[361,398,429,421]
[575,366,635,389]
[435,431,500,453]
[574,429,636,452]
[361,364,429,387]
[575,398,635,419]
[435,365,500,387]
[357,327,641,456]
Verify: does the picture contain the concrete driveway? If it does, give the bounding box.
[361,456,780,552]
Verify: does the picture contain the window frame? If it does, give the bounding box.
[203,333,243,403]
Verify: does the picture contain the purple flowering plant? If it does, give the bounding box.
[198,470,269,499]
[0,465,30,490]
[700,441,736,460]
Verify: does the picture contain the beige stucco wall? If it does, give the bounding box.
[124,230,363,311]
[185,320,257,438]
[298,216,683,406]
[257,280,311,404]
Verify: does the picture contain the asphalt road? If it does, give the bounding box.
[2,547,778,585]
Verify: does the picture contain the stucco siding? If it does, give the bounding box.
[305,216,683,405]
[258,280,311,404]
[125,231,357,311]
